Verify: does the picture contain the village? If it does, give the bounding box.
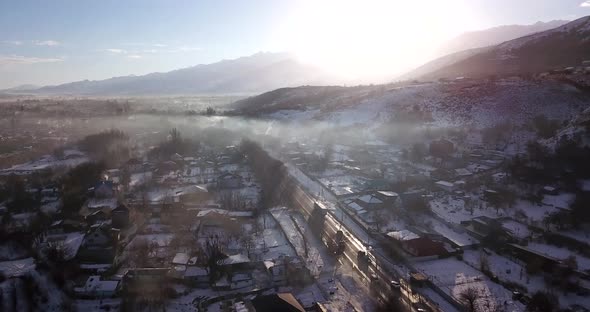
[0,85,589,312]
[0,128,394,312]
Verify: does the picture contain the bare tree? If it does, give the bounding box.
[376,293,406,312]
[373,209,391,233]
[45,241,71,264]
[564,255,578,271]
[218,190,246,211]
[121,167,131,191]
[130,237,151,267]
[203,236,228,281]
[479,253,491,274]
[459,287,481,312]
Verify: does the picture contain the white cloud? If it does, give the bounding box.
[155,46,202,53]
[104,45,201,57]
[34,40,60,46]
[2,40,23,46]
[105,48,127,54]
[0,55,63,66]
[174,46,202,52]
[581,1,590,7]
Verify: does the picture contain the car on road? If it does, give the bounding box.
[390,280,401,290]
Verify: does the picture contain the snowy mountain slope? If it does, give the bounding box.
[438,20,569,56]
[400,47,491,80]
[234,79,590,129]
[420,16,590,79]
[403,20,569,80]
[542,106,590,149]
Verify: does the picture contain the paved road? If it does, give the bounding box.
[285,174,425,311]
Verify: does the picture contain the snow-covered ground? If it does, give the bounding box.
[430,195,502,225]
[0,153,88,175]
[251,78,587,134]
[270,207,308,262]
[423,216,479,248]
[0,257,35,278]
[526,242,590,271]
[0,242,29,261]
[463,249,590,309]
[415,257,525,312]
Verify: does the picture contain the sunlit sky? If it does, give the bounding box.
[0,0,588,88]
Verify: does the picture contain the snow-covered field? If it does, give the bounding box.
[251,79,587,133]
[463,249,590,309]
[415,257,525,311]
[0,153,88,175]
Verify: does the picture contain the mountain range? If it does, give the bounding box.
[437,20,568,56]
[4,17,589,95]
[408,16,590,80]
[6,52,337,96]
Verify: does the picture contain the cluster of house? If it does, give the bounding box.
[26,144,327,310]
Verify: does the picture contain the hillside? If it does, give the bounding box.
[10,52,338,96]
[438,20,568,56]
[421,16,590,79]
[234,78,590,129]
[400,47,490,80]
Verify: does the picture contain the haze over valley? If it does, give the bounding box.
[2,1,590,312]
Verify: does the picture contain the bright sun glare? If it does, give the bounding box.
[274,0,480,81]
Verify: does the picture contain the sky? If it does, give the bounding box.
[0,0,589,89]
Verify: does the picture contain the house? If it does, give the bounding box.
[463,216,512,244]
[172,252,190,266]
[104,169,121,183]
[399,189,425,209]
[184,266,209,287]
[74,275,119,298]
[375,191,400,209]
[386,230,449,257]
[111,203,130,229]
[507,244,561,273]
[93,181,115,198]
[230,272,254,289]
[217,253,251,269]
[86,210,108,225]
[48,219,84,234]
[482,189,500,202]
[344,199,367,216]
[122,268,170,298]
[217,172,242,189]
[542,185,559,195]
[435,180,456,192]
[264,257,289,286]
[0,257,36,278]
[41,231,85,261]
[251,293,305,312]
[159,160,179,171]
[81,197,118,217]
[355,194,384,210]
[454,168,472,177]
[174,185,209,204]
[125,158,144,173]
[77,223,118,264]
[429,139,454,159]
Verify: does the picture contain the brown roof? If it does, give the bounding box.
[251,293,305,312]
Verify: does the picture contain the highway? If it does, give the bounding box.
[259,145,457,311]
[283,173,433,311]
